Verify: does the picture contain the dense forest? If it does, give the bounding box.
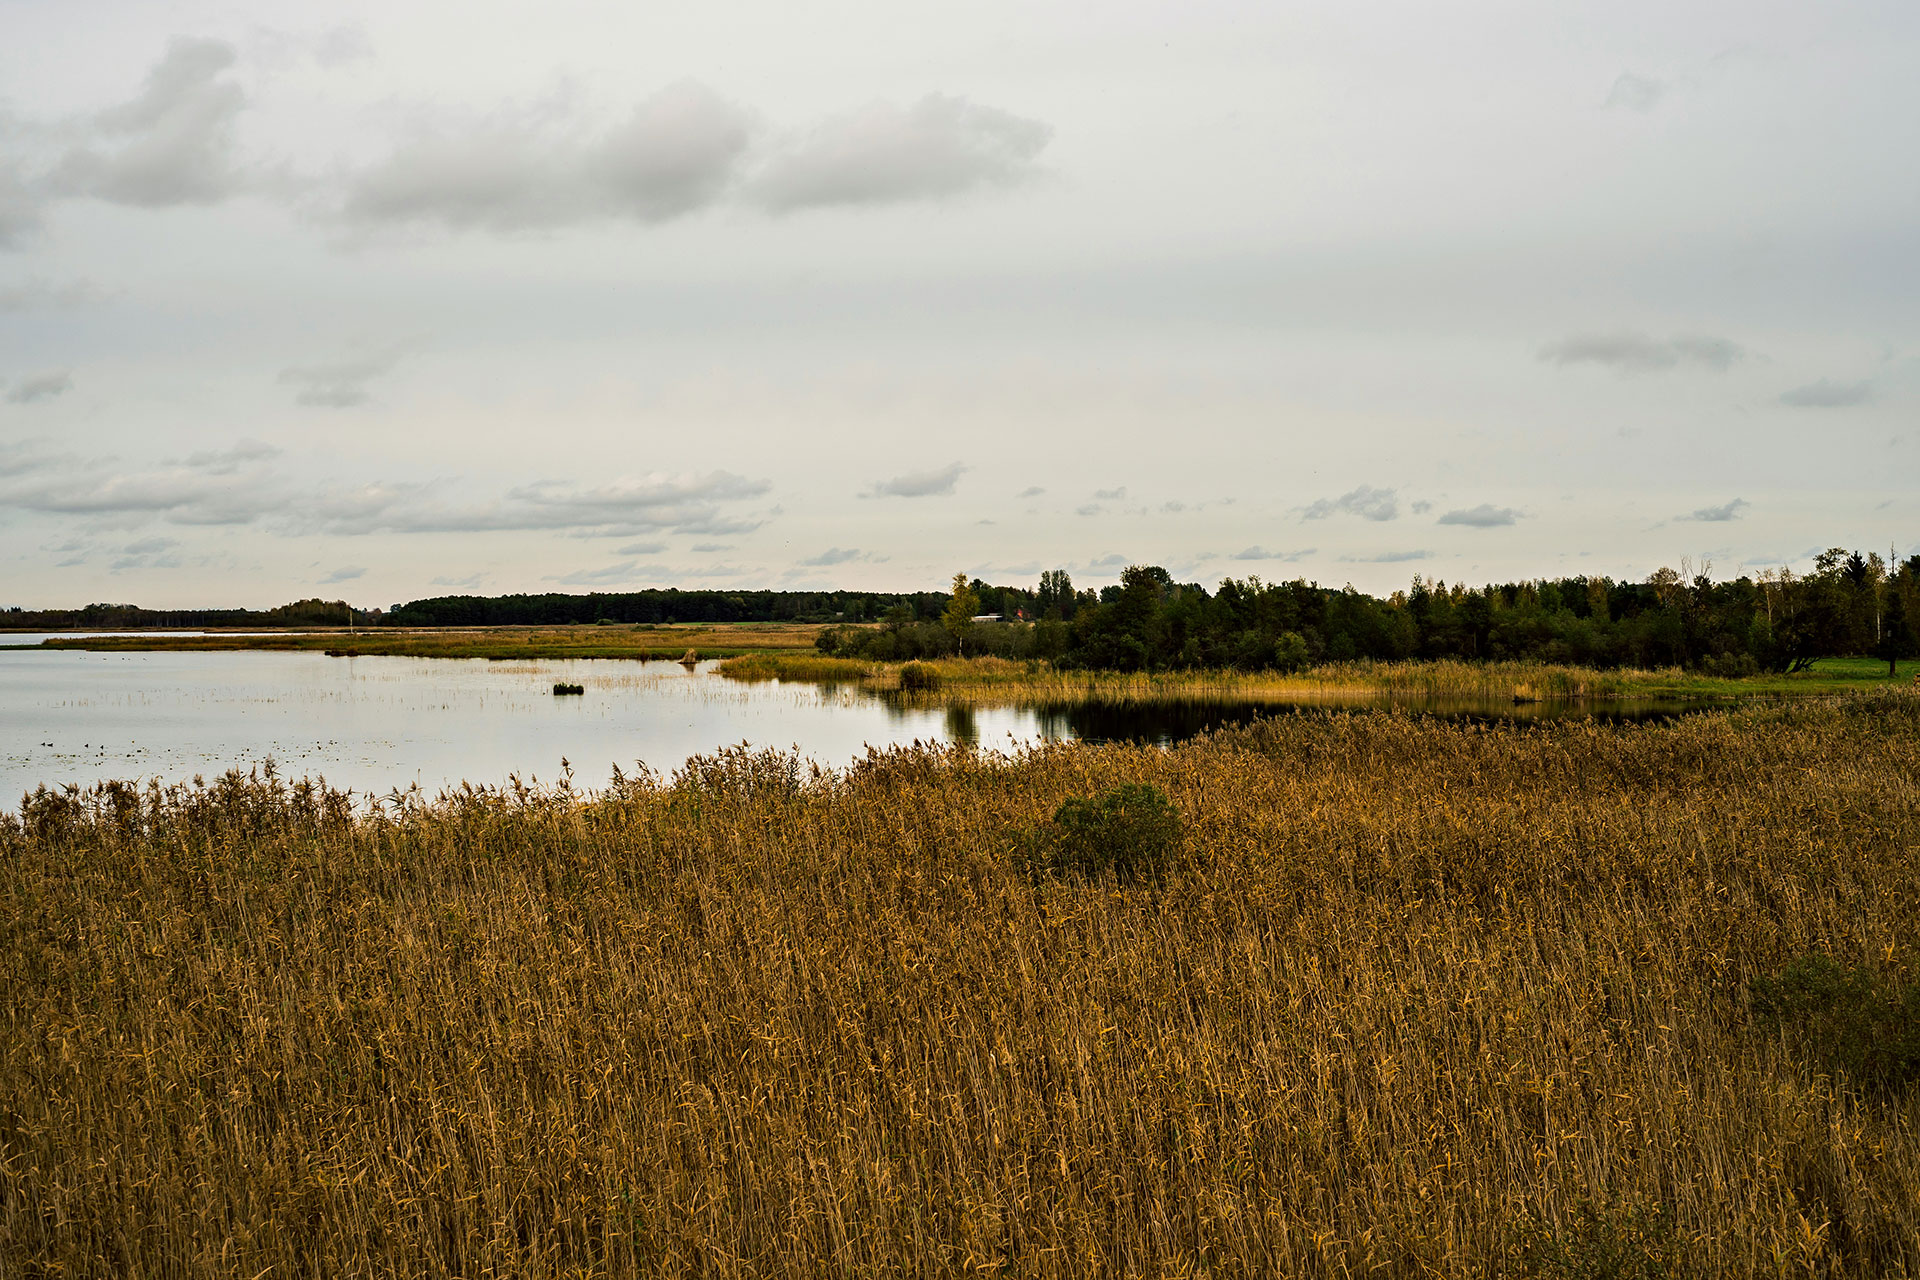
[9,547,1917,674]
[818,548,1920,675]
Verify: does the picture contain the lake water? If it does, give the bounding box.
[0,641,1703,808]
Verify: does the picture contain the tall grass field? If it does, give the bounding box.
[4,694,1918,1276]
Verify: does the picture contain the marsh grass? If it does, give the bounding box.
[717,653,1891,706]
[4,694,1920,1276]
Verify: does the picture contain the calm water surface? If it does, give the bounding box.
[0,643,1702,807]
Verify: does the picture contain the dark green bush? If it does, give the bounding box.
[1514,1200,1679,1279]
[1751,955,1920,1094]
[898,662,941,692]
[552,682,585,696]
[1273,631,1311,674]
[1022,782,1184,883]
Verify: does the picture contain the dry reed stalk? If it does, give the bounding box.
[3,694,1918,1276]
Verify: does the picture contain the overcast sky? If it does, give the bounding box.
[2,0,1915,609]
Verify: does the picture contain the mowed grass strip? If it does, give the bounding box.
[3,695,1919,1276]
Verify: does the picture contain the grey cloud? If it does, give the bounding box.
[554,560,645,586]
[51,38,248,207]
[753,94,1051,212]
[1780,378,1872,408]
[5,371,74,404]
[1437,504,1521,528]
[112,535,185,570]
[552,560,751,586]
[0,460,281,526]
[1341,550,1432,563]
[0,449,769,540]
[1604,74,1666,112]
[1075,503,1103,517]
[1302,485,1398,522]
[1231,546,1314,562]
[0,163,49,247]
[0,278,102,310]
[1411,500,1433,515]
[864,461,965,498]
[667,514,766,537]
[801,546,866,566]
[0,440,63,477]
[319,565,366,584]
[278,355,398,408]
[1679,498,1748,522]
[313,26,374,70]
[341,82,752,231]
[0,165,48,247]
[615,540,666,555]
[430,572,487,588]
[1093,486,1127,500]
[1087,553,1129,569]
[182,439,280,472]
[689,542,732,552]
[1017,486,1045,498]
[311,471,771,536]
[1539,332,1746,373]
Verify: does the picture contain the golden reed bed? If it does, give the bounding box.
[3,694,1917,1276]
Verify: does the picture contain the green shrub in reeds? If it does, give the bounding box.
[552,681,585,695]
[1019,781,1183,883]
[4,694,1920,1276]
[897,660,941,692]
[1752,955,1920,1095]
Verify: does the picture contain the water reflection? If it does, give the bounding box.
[2,640,1723,808]
[944,704,980,747]
[1017,696,1711,745]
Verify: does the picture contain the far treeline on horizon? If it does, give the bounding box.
[8,545,1919,676]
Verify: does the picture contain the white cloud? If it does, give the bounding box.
[753,94,1050,212]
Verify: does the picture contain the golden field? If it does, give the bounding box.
[3,694,1917,1276]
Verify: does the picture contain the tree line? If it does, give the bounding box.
[10,547,1917,675]
[817,548,1920,675]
